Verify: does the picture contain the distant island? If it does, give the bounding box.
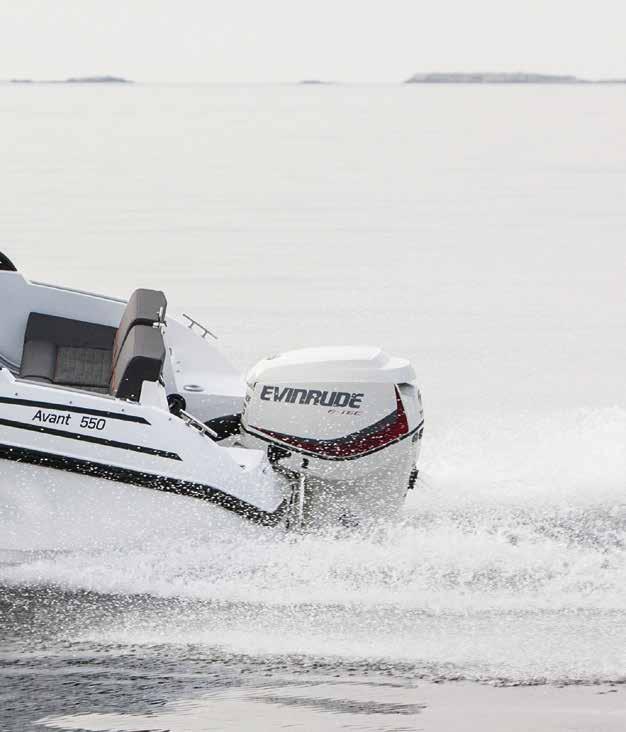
[8,75,132,84]
[65,76,132,84]
[406,72,583,84]
[3,73,625,86]
[405,72,626,84]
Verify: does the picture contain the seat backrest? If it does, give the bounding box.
[109,325,166,401]
[111,289,167,370]
[23,312,117,350]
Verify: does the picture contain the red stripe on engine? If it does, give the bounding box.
[254,387,409,459]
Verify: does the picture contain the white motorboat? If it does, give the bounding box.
[0,251,424,530]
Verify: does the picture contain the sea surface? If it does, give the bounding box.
[1,83,625,730]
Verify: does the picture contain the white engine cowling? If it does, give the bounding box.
[240,346,424,526]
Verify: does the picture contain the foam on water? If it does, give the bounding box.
[2,407,625,683]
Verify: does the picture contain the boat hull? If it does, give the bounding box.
[0,458,268,551]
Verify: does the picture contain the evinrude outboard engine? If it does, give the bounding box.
[240,346,424,528]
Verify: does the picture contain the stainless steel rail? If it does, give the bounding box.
[179,409,219,439]
[181,313,218,340]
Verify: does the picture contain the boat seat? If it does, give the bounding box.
[109,325,166,401]
[112,288,167,370]
[19,288,168,396]
[20,313,116,390]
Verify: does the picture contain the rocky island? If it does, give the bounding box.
[405,72,583,84]
[9,75,132,84]
[64,76,131,83]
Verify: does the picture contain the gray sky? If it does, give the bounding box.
[2,0,625,82]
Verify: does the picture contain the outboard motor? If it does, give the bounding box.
[240,346,424,528]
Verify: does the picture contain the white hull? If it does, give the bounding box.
[0,460,260,551]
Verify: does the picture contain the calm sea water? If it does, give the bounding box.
[1,84,625,730]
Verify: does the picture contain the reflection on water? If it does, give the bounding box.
[34,678,626,732]
[1,583,625,731]
[40,680,426,732]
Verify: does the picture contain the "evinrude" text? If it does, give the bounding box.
[260,386,364,409]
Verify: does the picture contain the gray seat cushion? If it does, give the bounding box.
[54,346,113,388]
[20,339,57,382]
[20,313,116,391]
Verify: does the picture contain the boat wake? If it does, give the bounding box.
[1,407,625,684]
